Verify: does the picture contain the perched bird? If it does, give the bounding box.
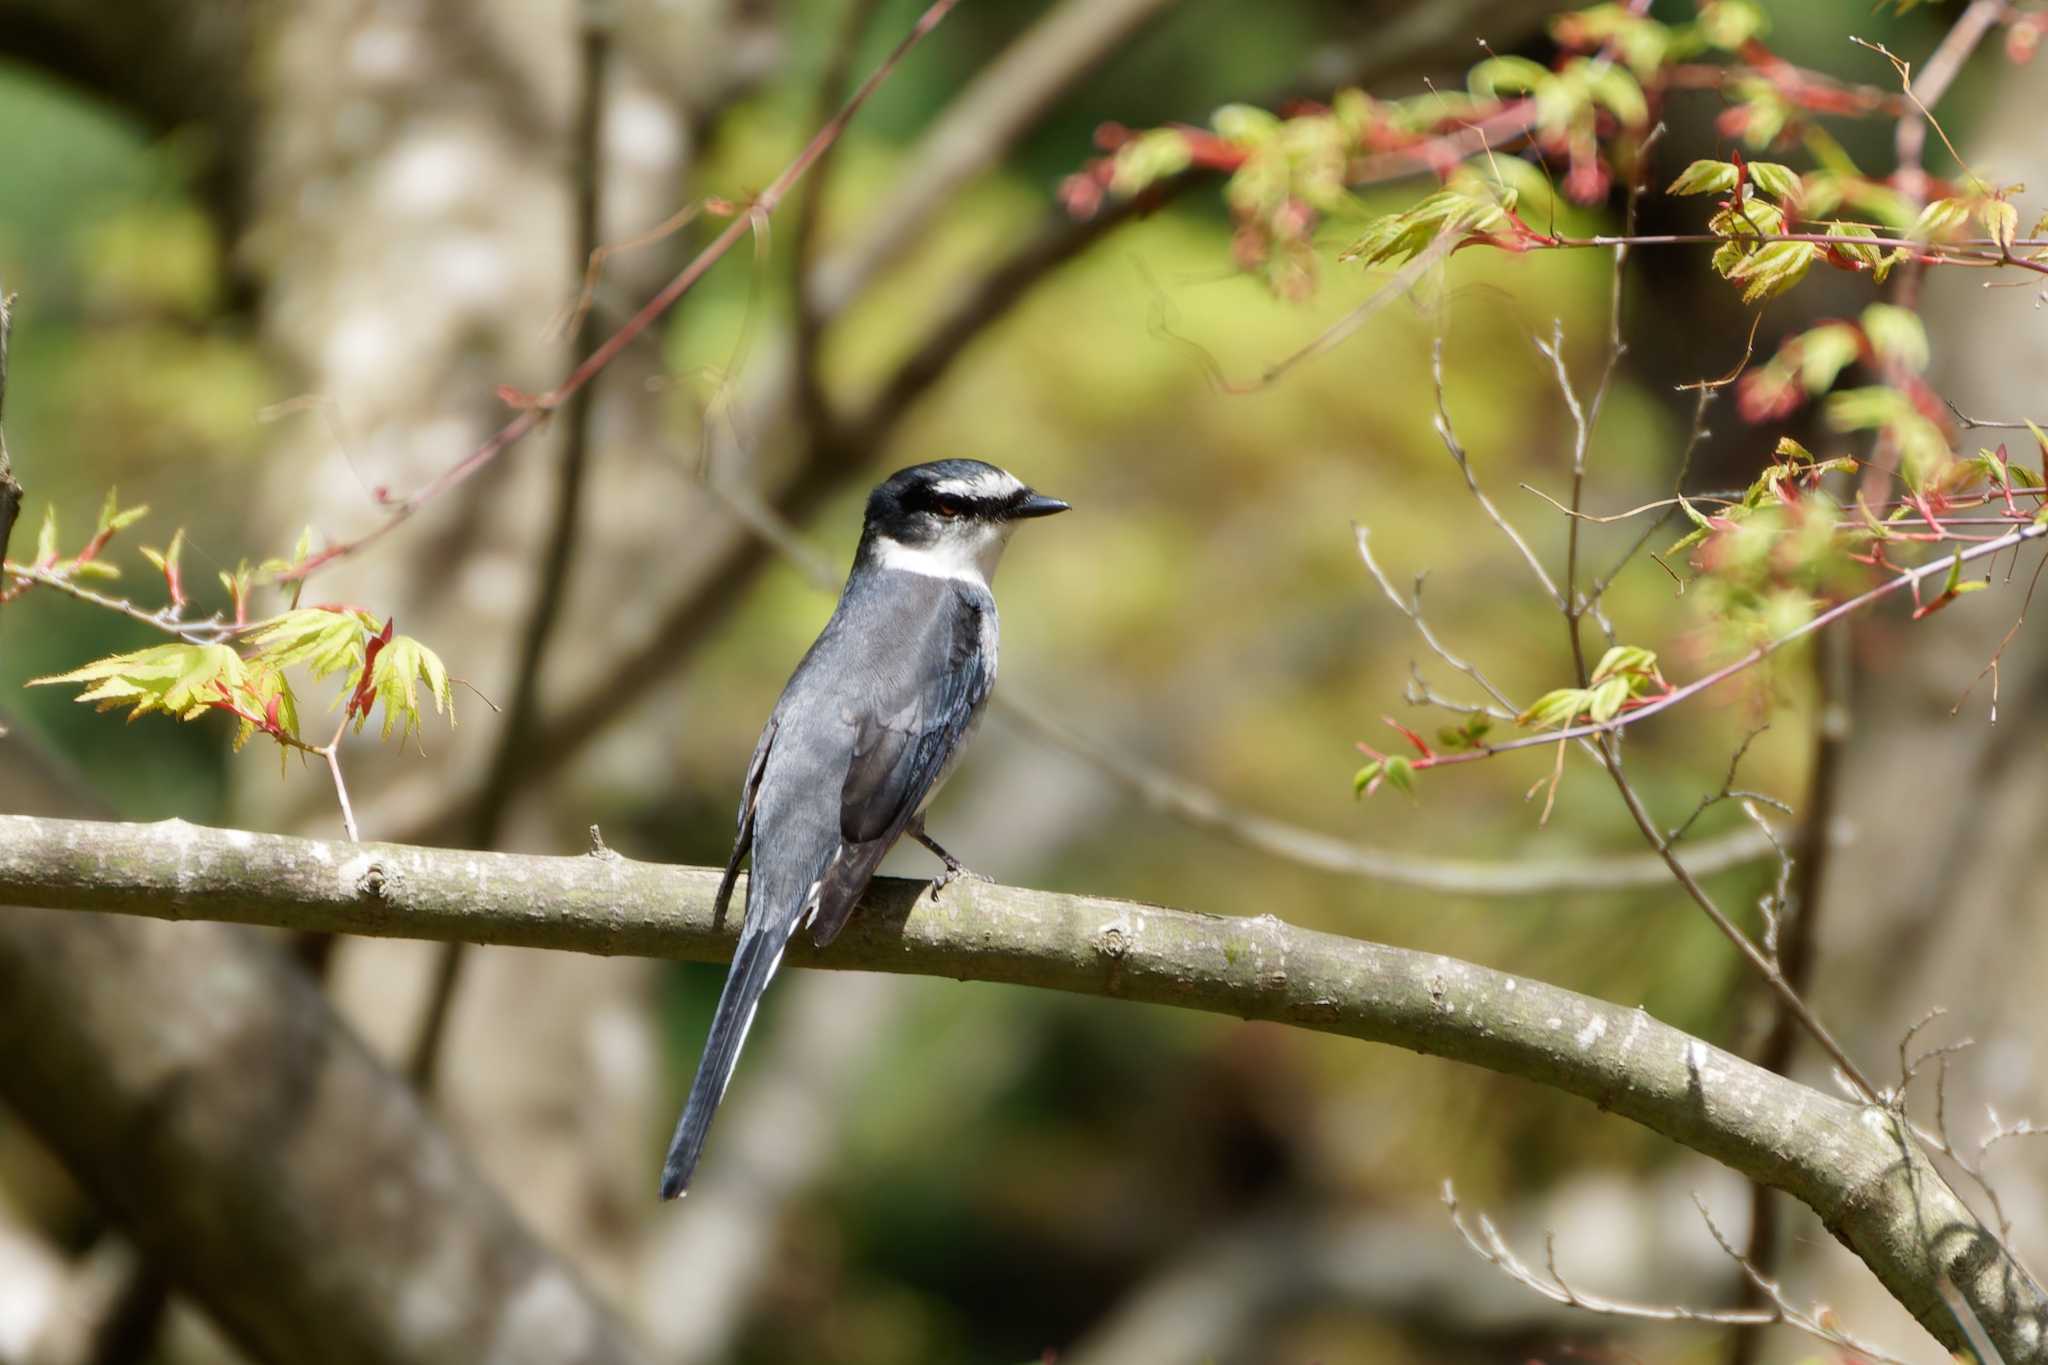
[661,458,1069,1199]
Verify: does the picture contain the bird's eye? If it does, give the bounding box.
[934,499,962,518]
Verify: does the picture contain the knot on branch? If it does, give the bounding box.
[356,862,391,900]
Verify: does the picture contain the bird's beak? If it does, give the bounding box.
[1011,492,1071,519]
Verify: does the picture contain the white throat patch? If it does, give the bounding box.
[873,522,1015,587]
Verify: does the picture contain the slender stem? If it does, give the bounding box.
[324,742,360,844]
[1,564,235,641]
[1426,337,1565,609]
[1892,0,2011,205]
[1600,745,1877,1100]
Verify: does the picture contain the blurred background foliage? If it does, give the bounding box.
[0,0,2003,1361]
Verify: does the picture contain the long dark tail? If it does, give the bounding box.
[659,908,792,1199]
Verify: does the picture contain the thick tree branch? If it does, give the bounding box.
[0,812,2037,1361]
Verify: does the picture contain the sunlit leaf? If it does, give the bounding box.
[1746,161,1802,200]
[29,643,247,723]
[1668,160,1738,196]
[1908,197,1971,242]
[1590,645,1658,686]
[1516,688,1591,730]
[347,630,456,744]
[245,607,376,681]
[1468,55,1552,101]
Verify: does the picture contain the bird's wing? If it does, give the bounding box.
[808,584,995,945]
[710,717,776,931]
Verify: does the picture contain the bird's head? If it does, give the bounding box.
[857,459,1069,587]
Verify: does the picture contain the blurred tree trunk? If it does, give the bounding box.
[229,0,776,1297]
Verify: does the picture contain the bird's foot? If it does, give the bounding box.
[927,860,994,898]
[912,823,993,898]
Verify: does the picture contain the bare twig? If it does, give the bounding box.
[1895,1020,2048,1269]
[0,566,239,641]
[1426,335,1565,609]
[1945,398,2047,433]
[1585,389,1712,605]
[1556,124,1655,658]
[1885,0,2011,206]
[1597,724,1879,1101]
[1509,307,1878,1098]
[1443,1182,1913,1364]
[1664,722,1771,847]
[1734,625,1851,1362]
[1538,320,1621,665]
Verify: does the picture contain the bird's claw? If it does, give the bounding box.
[928,859,994,898]
[911,822,990,897]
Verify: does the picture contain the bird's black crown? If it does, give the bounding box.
[861,460,1066,545]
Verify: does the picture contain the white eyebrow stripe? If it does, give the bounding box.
[930,470,1023,500]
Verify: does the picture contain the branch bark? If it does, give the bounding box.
[0,812,2036,1362]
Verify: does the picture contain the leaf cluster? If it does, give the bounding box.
[1515,645,1668,732]
[18,500,456,758]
